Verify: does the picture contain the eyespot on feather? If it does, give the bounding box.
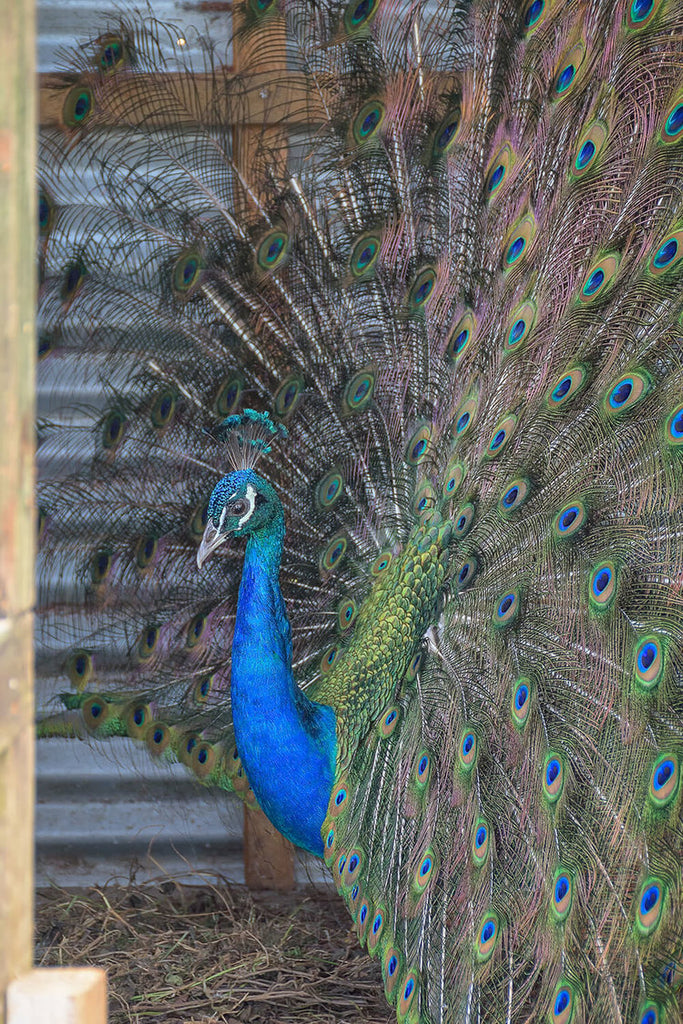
[648,229,683,275]
[352,101,385,144]
[90,550,112,584]
[454,502,475,538]
[486,414,516,458]
[665,403,683,445]
[503,214,535,269]
[504,301,535,352]
[442,459,466,499]
[397,970,419,1019]
[214,377,242,417]
[350,233,381,278]
[136,624,159,661]
[604,370,650,414]
[485,144,514,197]
[588,560,617,610]
[337,597,358,631]
[446,311,475,362]
[82,694,110,732]
[343,368,375,414]
[552,43,585,99]
[633,635,664,690]
[379,705,400,737]
[408,267,437,310]
[547,365,588,409]
[458,729,478,771]
[522,0,546,32]
[343,0,380,34]
[493,589,520,627]
[472,819,489,866]
[124,702,151,740]
[274,374,304,417]
[316,468,344,510]
[661,94,683,144]
[382,946,403,1002]
[648,754,679,808]
[476,913,498,961]
[636,878,666,936]
[145,721,173,757]
[96,34,130,73]
[405,424,432,465]
[62,85,94,128]
[173,251,203,294]
[511,677,532,728]
[551,982,575,1023]
[499,477,530,515]
[453,395,478,438]
[552,501,586,540]
[66,649,92,690]
[256,229,289,271]
[626,0,663,30]
[571,121,608,177]
[551,870,573,922]
[366,905,385,954]
[320,533,348,573]
[186,612,206,648]
[578,254,619,302]
[543,753,564,803]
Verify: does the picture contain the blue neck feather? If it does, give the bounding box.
[230,509,337,856]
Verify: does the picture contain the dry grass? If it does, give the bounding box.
[35,880,393,1024]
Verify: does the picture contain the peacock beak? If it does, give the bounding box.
[197,519,228,569]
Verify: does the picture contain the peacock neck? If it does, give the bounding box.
[230,512,337,856]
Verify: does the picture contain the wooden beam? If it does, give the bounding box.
[7,969,106,1024]
[233,11,297,890]
[38,69,325,129]
[0,0,36,1020]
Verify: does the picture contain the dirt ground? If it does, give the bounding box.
[35,881,393,1024]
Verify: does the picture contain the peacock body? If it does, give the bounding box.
[36,0,683,1020]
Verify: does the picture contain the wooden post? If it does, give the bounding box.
[233,5,296,891]
[0,1,36,1021]
[7,970,107,1024]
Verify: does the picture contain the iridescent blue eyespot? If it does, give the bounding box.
[506,236,525,263]
[515,684,529,710]
[584,268,604,295]
[499,594,514,615]
[488,164,505,191]
[576,139,595,169]
[641,1010,657,1024]
[476,826,487,847]
[630,0,654,21]
[653,238,678,269]
[665,103,683,138]
[457,412,470,432]
[326,829,334,848]
[386,711,396,725]
[641,885,659,914]
[420,856,432,877]
[351,884,359,899]
[419,756,428,774]
[523,0,544,28]
[556,64,575,94]
[360,904,367,923]
[609,379,632,407]
[547,759,560,785]
[555,989,570,1014]
[403,978,414,1000]
[463,733,474,755]
[372,912,382,934]
[593,566,611,595]
[555,876,569,903]
[388,955,397,975]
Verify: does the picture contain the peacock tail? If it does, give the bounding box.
[36,0,683,1020]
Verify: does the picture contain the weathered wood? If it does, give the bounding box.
[233,13,297,890]
[38,69,325,129]
[0,0,36,1020]
[7,969,107,1024]
[244,804,296,890]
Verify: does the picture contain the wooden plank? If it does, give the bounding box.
[38,69,325,129]
[7,969,106,1024]
[0,0,36,1019]
[233,11,296,890]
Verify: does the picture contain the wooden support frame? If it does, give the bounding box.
[35,6,299,893]
[0,1,37,1021]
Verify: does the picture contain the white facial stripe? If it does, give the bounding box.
[237,484,257,529]
[219,505,228,530]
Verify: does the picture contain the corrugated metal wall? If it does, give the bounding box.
[35,0,327,890]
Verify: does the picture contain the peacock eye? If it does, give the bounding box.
[230,499,248,516]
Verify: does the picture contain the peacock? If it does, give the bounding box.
[36,0,683,1020]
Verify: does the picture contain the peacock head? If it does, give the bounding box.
[197,469,282,568]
